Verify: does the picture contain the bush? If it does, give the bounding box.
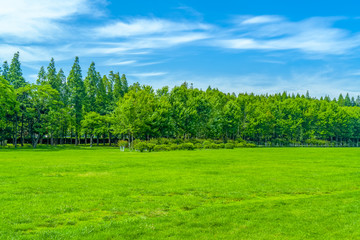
[153,145,164,152]
[169,144,178,151]
[225,143,234,149]
[147,143,156,152]
[195,143,203,149]
[305,139,329,146]
[218,143,225,149]
[173,138,184,145]
[235,142,256,148]
[158,138,170,145]
[181,142,195,150]
[203,141,212,149]
[134,142,147,152]
[210,143,219,149]
[148,139,158,145]
[246,143,256,148]
[118,140,128,148]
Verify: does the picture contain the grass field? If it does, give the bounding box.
[1,147,360,239]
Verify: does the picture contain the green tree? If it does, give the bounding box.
[84,62,99,112]
[47,58,60,91]
[67,57,85,145]
[81,112,104,147]
[0,76,18,146]
[121,74,129,94]
[9,52,26,88]
[2,61,9,81]
[36,66,46,85]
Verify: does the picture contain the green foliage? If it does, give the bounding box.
[2,52,360,149]
[67,57,85,144]
[195,143,203,149]
[134,141,147,152]
[225,143,235,149]
[147,143,156,152]
[84,62,99,112]
[180,142,195,150]
[8,52,26,88]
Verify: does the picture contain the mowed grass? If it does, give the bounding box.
[1,147,360,239]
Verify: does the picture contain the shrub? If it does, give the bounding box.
[169,144,178,151]
[118,140,128,148]
[210,143,219,149]
[134,142,147,152]
[153,145,163,152]
[158,138,170,145]
[147,143,156,152]
[148,139,158,145]
[173,138,184,145]
[181,143,195,150]
[235,142,256,148]
[245,143,256,148]
[225,143,234,149]
[218,143,225,149]
[195,143,203,149]
[203,141,212,149]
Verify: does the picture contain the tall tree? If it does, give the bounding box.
[2,61,9,81]
[67,57,85,145]
[47,58,60,91]
[113,72,123,102]
[9,52,26,89]
[84,62,99,112]
[121,74,129,95]
[36,66,46,85]
[57,68,69,106]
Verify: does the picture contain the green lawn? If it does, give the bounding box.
[1,147,360,239]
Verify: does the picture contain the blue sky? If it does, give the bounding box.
[1,0,360,97]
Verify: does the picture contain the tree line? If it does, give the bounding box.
[1,52,360,148]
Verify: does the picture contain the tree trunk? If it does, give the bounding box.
[90,134,93,148]
[20,115,24,147]
[75,133,78,146]
[108,131,111,146]
[13,115,18,148]
[84,133,87,146]
[51,133,54,146]
[97,136,99,146]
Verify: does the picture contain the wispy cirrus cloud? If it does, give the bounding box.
[240,15,284,25]
[94,18,212,38]
[128,72,167,77]
[0,0,104,43]
[215,16,360,55]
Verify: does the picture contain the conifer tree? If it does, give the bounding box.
[57,69,69,106]
[96,75,108,114]
[36,66,46,85]
[9,52,26,88]
[338,93,345,106]
[2,61,9,81]
[121,74,128,94]
[113,72,123,102]
[47,58,60,91]
[84,62,99,112]
[344,93,351,106]
[67,57,85,145]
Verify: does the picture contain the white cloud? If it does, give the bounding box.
[215,17,360,55]
[106,60,136,66]
[128,72,167,77]
[94,18,212,38]
[0,0,98,42]
[241,15,284,25]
